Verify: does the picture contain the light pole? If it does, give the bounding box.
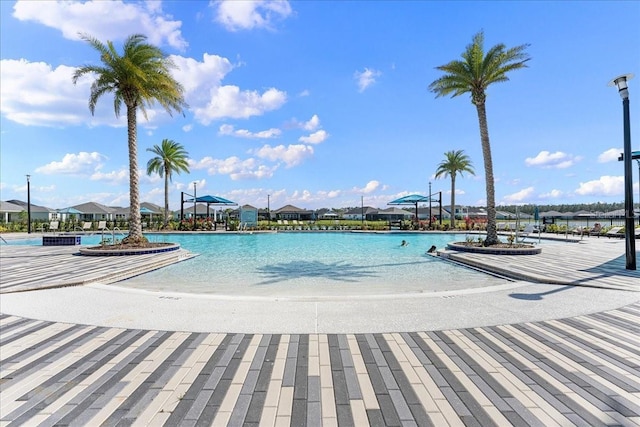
[637,159,640,226]
[428,181,432,229]
[26,174,31,234]
[193,181,197,231]
[267,194,270,227]
[609,73,636,270]
[361,195,364,228]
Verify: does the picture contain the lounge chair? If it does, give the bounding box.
[589,223,603,237]
[605,226,624,238]
[518,224,537,242]
[82,221,93,232]
[37,221,59,233]
[97,221,108,231]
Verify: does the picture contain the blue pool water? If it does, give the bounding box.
[7,232,513,296]
[128,232,511,297]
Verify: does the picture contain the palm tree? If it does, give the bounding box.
[434,150,475,229]
[72,34,186,244]
[429,31,530,245]
[146,139,190,228]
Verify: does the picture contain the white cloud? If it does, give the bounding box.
[90,169,129,185]
[575,176,624,196]
[170,53,287,124]
[539,189,564,199]
[598,148,623,163]
[252,144,314,167]
[525,151,581,169]
[299,130,328,144]
[213,0,292,31]
[2,53,287,129]
[502,187,535,203]
[354,68,381,92]
[352,180,380,194]
[13,0,187,50]
[189,156,278,180]
[183,124,193,132]
[219,124,281,139]
[192,85,287,125]
[302,114,320,131]
[35,152,107,175]
[0,59,122,127]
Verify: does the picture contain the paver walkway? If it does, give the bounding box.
[2,305,640,426]
[1,234,639,425]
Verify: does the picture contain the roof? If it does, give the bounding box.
[274,204,309,213]
[0,201,24,212]
[71,201,115,214]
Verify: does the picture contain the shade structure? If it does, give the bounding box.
[139,206,155,214]
[184,195,237,220]
[388,194,431,221]
[185,195,237,205]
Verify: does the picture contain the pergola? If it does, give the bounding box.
[182,195,237,221]
[387,194,441,226]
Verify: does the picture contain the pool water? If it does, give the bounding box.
[114,232,513,297]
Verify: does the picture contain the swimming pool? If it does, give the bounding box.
[110,232,512,297]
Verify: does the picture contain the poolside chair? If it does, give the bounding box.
[517,224,537,242]
[82,221,93,232]
[97,221,108,231]
[589,223,603,237]
[605,226,623,238]
[48,221,59,233]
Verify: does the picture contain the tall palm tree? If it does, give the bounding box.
[72,34,186,244]
[434,150,475,229]
[429,31,530,245]
[147,139,190,228]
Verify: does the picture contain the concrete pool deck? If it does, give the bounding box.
[1,233,639,425]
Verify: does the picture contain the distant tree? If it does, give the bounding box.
[73,34,187,244]
[147,139,190,228]
[435,150,475,229]
[429,31,530,244]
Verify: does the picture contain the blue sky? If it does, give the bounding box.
[1,0,639,211]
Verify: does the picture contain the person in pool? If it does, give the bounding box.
[401,240,409,246]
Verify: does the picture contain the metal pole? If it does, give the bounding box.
[361,195,364,228]
[622,95,636,269]
[439,191,443,225]
[637,159,640,226]
[26,175,31,234]
[193,183,197,231]
[180,192,184,221]
[428,181,432,228]
[267,194,270,226]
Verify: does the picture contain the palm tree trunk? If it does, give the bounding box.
[164,173,169,228]
[450,175,456,229]
[475,102,499,245]
[126,105,143,241]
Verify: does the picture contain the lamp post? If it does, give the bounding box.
[26,174,31,234]
[609,73,636,270]
[267,194,270,227]
[361,195,364,228]
[428,181,432,229]
[193,181,197,231]
[637,159,640,226]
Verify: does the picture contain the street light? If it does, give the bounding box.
[26,174,31,234]
[609,73,636,270]
[361,195,364,228]
[267,194,270,227]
